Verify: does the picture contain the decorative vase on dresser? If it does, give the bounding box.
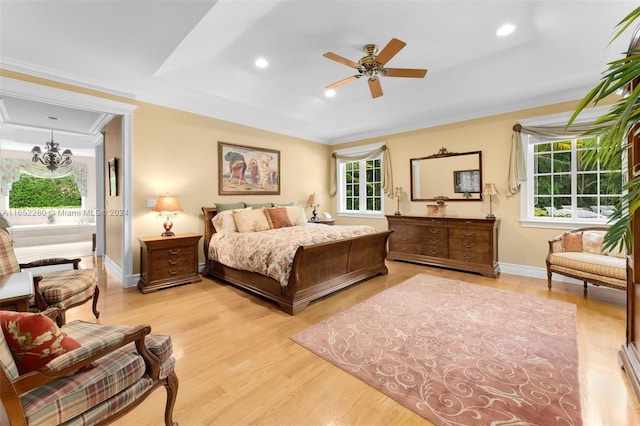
[386,215,499,277]
[137,233,202,293]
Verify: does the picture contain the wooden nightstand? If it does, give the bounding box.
[138,233,202,293]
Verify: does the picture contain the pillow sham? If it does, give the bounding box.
[0,311,81,375]
[212,207,251,235]
[284,206,308,226]
[233,208,271,232]
[215,202,245,212]
[265,207,293,229]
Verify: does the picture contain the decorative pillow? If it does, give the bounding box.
[582,231,605,254]
[212,207,251,235]
[563,233,583,252]
[0,311,81,375]
[284,206,308,226]
[243,202,272,209]
[233,208,271,232]
[265,207,293,229]
[215,202,245,212]
[605,243,627,259]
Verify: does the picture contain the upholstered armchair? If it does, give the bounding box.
[0,228,99,326]
[0,308,178,425]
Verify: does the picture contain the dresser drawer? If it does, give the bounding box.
[449,228,491,242]
[449,238,491,253]
[449,249,492,264]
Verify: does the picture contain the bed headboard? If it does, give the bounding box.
[201,207,218,259]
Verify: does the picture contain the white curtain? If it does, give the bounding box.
[508,121,605,196]
[0,158,88,196]
[330,145,393,198]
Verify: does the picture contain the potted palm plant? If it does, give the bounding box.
[569,6,640,252]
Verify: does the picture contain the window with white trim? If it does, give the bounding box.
[336,144,385,217]
[522,134,624,225]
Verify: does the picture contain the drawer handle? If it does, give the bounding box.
[428,249,440,255]
[401,237,408,241]
[168,259,179,265]
[428,238,439,244]
[463,254,475,259]
[464,242,474,248]
[169,248,181,255]
[168,269,179,275]
[429,229,440,234]
[464,232,474,237]
[465,221,472,224]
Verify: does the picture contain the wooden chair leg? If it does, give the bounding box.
[55,310,66,327]
[584,281,588,296]
[92,286,100,320]
[547,270,553,289]
[164,371,179,426]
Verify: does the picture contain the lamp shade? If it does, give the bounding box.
[482,183,499,196]
[152,195,184,213]
[307,193,321,206]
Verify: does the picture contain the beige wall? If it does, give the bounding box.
[1,69,612,276]
[103,117,123,267]
[332,100,598,272]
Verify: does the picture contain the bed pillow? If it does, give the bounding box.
[215,202,245,212]
[212,207,251,235]
[243,202,272,209]
[0,311,82,375]
[265,207,293,229]
[234,208,271,232]
[284,206,308,226]
[273,202,295,207]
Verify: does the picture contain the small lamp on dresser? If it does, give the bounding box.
[307,193,321,222]
[152,194,184,236]
[482,183,499,219]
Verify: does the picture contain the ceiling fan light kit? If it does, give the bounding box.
[323,38,428,98]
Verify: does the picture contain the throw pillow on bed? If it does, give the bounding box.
[284,206,308,226]
[215,202,245,212]
[265,207,293,229]
[212,207,251,235]
[234,208,271,232]
[0,311,82,375]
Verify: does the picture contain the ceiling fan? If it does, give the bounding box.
[323,38,428,99]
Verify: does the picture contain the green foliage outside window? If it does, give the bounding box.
[344,158,382,213]
[9,174,81,208]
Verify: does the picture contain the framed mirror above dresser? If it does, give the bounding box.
[410,148,483,201]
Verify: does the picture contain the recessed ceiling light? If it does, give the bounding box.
[496,23,515,37]
[48,116,60,120]
[325,89,336,98]
[255,57,268,68]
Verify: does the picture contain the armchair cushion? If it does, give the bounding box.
[38,269,96,303]
[0,311,81,375]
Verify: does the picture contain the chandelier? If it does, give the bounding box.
[31,130,73,171]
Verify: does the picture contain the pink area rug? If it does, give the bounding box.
[291,274,582,425]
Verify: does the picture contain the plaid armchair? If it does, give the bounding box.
[0,309,178,425]
[0,228,99,326]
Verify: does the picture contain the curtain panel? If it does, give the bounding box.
[330,145,393,198]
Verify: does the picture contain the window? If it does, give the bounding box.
[522,134,624,225]
[336,144,385,217]
[9,173,82,209]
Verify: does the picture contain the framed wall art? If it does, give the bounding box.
[453,169,480,193]
[218,142,280,195]
[108,157,118,196]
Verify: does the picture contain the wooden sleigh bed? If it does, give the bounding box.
[201,207,392,314]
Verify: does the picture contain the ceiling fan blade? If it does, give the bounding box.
[375,38,406,66]
[368,77,383,98]
[323,52,359,69]
[325,75,360,89]
[384,68,428,78]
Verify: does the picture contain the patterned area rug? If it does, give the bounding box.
[291,274,582,426]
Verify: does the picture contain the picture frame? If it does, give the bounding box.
[453,169,480,193]
[108,157,118,196]
[218,142,280,195]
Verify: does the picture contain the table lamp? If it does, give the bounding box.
[152,194,184,236]
[482,183,499,219]
[307,193,321,221]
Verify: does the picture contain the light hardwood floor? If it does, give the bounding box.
[66,256,640,426]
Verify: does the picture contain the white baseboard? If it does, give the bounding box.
[499,262,584,286]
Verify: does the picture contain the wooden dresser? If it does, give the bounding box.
[138,233,202,293]
[386,215,499,277]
